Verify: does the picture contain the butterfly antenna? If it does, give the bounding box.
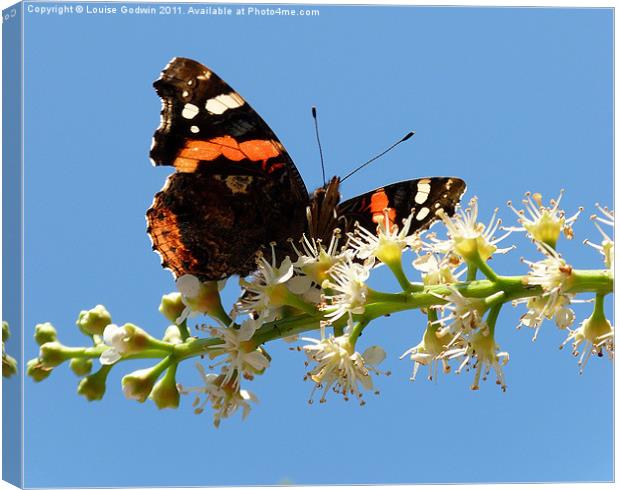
[312,106,327,187]
[340,131,415,183]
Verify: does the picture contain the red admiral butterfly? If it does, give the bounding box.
[147,57,466,281]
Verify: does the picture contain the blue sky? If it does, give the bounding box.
[14,4,613,487]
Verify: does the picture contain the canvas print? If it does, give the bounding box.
[2,2,614,488]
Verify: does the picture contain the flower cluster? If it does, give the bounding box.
[25,189,614,425]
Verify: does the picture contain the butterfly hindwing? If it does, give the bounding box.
[337,177,467,235]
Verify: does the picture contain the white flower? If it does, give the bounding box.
[560,314,614,374]
[506,190,582,248]
[514,293,576,341]
[413,252,464,286]
[206,319,270,388]
[175,275,227,324]
[433,197,513,262]
[432,287,486,336]
[180,363,258,427]
[236,249,295,322]
[100,323,150,365]
[288,231,349,305]
[401,326,464,382]
[348,209,420,264]
[301,334,387,404]
[584,204,614,270]
[321,257,372,323]
[523,243,573,297]
[292,231,349,283]
[444,327,509,391]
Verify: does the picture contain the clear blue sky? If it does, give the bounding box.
[18,4,612,487]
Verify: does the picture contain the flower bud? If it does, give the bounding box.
[2,321,10,343]
[27,359,52,382]
[159,292,186,323]
[70,357,93,377]
[77,368,109,401]
[76,305,112,336]
[176,275,227,322]
[3,354,17,378]
[162,325,184,344]
[38,341,67,368]
[150,368,180,409]
[122,368,158,403]
[100,323,152,366]
[34,322,58,345]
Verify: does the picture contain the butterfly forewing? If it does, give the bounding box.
[147,57,309,280]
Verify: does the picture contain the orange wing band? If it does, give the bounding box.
[173,136,282,172]
[369,190,397,229]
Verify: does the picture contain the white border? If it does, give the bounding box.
[0,1,616,490]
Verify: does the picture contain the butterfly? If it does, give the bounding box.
[146,57,466,281]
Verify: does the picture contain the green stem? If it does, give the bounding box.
[568,270,614,295]
[283,290,318,315]
[29,268,614,374]
[207,299,234,327]
[474,258,499,282]
[386,259,414,291]
[591,292,607,322]
[349,320,369,346]
[466,264,478,282]
[162,361,178,384]
[150,356,174,379]
[486,304,502,336]
[177,320,190,341]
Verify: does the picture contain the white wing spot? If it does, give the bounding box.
[190,126,200,133]
[417,182,431,194]
[182,90,189,97]
[205,92,245,115]
[182,103,199,120]
[415,182,431,204]
[205,98,227,115]
[414,191,429,204]
[416,207,430,221]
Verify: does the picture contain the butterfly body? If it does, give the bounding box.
[147,57,466,281]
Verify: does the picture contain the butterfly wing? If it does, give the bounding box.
[337,177,466,235]
[147,58,309,280]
